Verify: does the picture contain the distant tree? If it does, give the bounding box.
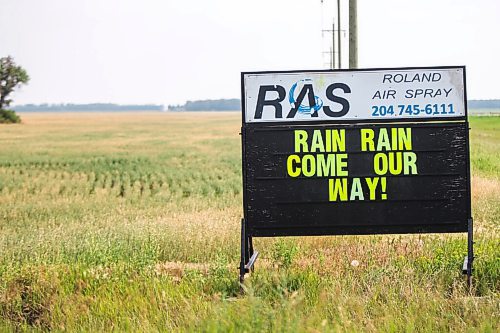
[168,99,241,111]
[0,56,30,123]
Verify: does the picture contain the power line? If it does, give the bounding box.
[320,0,357,69]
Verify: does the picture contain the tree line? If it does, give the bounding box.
[168,99,240,111]
[13,103,164,112]
[468,100,500,109]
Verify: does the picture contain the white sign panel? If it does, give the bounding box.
[243,67,466,123]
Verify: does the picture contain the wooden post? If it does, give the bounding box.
[349,0,358,69]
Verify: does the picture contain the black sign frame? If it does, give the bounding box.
[239,66,473,285]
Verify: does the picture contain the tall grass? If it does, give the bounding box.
[0,113,498,331]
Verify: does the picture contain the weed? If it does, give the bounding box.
[272,239,299,269]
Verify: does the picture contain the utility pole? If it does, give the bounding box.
[322,22,336,69]
[330,47,334,69]
[332,23,336,69]
[337,0,341,69]
[349,0,358,68]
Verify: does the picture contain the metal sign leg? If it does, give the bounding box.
[462,217,474,290]
[239,218,247,283]
[239,218,259,283]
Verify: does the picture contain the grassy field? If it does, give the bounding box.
[0,112,498,332]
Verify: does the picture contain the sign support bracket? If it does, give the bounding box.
[462,217,474,289]
[239,218,258,283]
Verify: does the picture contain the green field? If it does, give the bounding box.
[0,112,498,332]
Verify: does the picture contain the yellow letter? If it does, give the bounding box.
[403,152,418,174]
[360,129,375,151]
[350,178,364,200]
[310,130,325,153]
[365,177,379,200]
[302,155,316,177]
[287,155,301,177]
[325,130,331,152]
[376,128,391,151]
[398,128,412,150]
[295,130,308,152]
[391,128,398,150]
[388,152,403,175]
[317,154,335,177]
[374,153,388,175]
[332,129,345,152]
[336,154,349,176]
[329,178,348,201]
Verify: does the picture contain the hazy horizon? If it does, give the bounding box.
[11,96,500,108]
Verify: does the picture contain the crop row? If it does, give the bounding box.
[0,168,240,200]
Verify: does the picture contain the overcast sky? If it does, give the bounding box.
[1,0,499,105]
